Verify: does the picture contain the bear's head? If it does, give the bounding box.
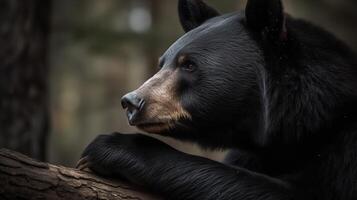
[121,0,287,148]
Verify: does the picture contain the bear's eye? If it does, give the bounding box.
[180,60,196,72]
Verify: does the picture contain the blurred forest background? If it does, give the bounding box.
[1,0,357,167]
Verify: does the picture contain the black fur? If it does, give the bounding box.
[80,0,357,199]
[246,0,286,40]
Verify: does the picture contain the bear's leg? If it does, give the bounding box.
[224,149,266,172]
[78,133,305,200]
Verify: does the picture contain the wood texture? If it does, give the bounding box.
[0,149,160,200]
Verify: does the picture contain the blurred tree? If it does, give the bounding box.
[0,0,51,161]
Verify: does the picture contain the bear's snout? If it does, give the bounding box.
[121,69,191,134]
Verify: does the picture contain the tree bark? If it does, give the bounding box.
[0,149,160,200]
[0,0,51,161]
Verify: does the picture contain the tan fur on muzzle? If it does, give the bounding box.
[133,69,191,133]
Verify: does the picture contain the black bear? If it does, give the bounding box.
[77,0,357,199]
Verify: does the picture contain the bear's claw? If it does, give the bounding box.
[76,156,90,171]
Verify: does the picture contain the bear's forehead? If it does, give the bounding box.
[161,12,245,66]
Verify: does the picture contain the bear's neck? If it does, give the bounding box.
[254,44,357,149]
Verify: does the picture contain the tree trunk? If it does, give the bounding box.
[0,0,51,161]
[0,149,160,200]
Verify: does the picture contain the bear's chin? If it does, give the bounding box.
[136,122,172,134]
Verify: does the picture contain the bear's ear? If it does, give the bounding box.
[245,0,287,40]
[178,0,220,32]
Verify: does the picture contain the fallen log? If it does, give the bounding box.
[0,148,160,200]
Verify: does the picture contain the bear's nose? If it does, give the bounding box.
[121,92,145,125]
